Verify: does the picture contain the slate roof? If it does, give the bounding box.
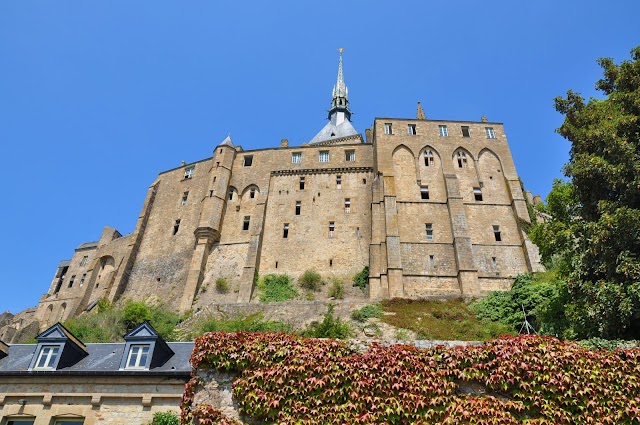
[0,342,194,376]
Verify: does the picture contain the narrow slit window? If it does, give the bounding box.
[329,259,333,267]
[68,275,75,288]
[283,223,289,238]
[228,190,234,201]
[336,175,342,189]
[344,198,351,213]
[242,216,250,231]
[362,178,366,184]
[424,150,434,166]
[425,223,433,240]
[473,187,483,201]
[209,190,213,197]
[319,151,330,163]
[295,201,301,215]
[299,177,305,190]
[329,222,335,238]
[79,273,86,287]
[173,219,181,235]
[243,155,253,166]
[461,126,471,137]
[407,124,417,135]
[420,186,429,200]
[429,255,435,268]
[493,225,502,242]
[250,188,256,199]
[275,261,278,269]
[438,125,448,137]
[181,191,189,206]
[492,257,497,269]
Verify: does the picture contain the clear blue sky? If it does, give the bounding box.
[1,1,638,314]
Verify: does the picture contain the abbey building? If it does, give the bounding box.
[0,52,543,341]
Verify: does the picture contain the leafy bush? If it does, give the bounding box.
[150,411,179,425]
[184,333,640,424]
[352,266,369,290]
[351,304,383,322]
[298,269,323,291]
[198,312,292,335]
[302,305,353,339]
[215,277,229,294]
[258,274,298,302]
[579,338,640,351]
[328,278,345,299]
[122,300,152,329]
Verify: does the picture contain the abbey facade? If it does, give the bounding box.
[0,53,543,341]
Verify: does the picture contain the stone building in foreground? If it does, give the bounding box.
[0,52,542,340]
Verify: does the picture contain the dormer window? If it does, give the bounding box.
[125,344,150,369]
[34,345,60,369]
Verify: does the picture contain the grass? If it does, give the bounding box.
[380,298,514,341]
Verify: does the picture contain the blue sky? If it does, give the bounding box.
[1,1,639,313]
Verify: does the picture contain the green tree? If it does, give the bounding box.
[554,46,640,338]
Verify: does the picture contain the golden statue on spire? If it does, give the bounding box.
[338,47,344,55]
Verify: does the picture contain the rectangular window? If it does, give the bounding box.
[126,344,150,369]
[295,201,301,215]
[250,188,256,199]
[329,222,335,238]
[493,225,502,242]
[243,155,253,166]
[299,177,305,190]
[485,127,496,139]
[80,255,88,266]
[336,175,342,189]
[292,152,302,164]
[173,219,181,235]
[68,275,75,288]
[54,419,85,425]
[456,151,467,168]
[319,151,330,163]
[461,126,471,137]
[184,166,195,179]
[473,187,483,201]
[407,124,417,135]
[228,189,234,201]
[8,420,36,425]
[420,186,429,200]
[181,191,189,206]
[425,223,433,240]
[423,150,434,166]
[384,123,393,135]
[243,216,250,231]
[35,345,60,369]
[209,190,213,197]
[283,223,289,238]
[344,198,351,213]
[345,150,356,161]
[438,125,448,137]
[492,257,497,269]
[429,255,435,268]
[80,273,86,287]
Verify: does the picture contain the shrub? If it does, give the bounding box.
[328,278,345,299]
[258,274,298,302]
[151,411,179,425]
[353,266,369,290]
[298,269,323,291]
[196,312,293,336]
[122,300,152,330]
[215,277,229,294]
[351,304,383,322]
[303,305,353,339]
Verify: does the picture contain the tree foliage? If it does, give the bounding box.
[546,46,640,338]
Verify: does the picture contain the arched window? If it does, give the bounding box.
[423,150,434,166]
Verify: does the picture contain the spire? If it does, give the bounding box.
[328,48,351,121]
[219,134,234,147]
[417,101,426,120]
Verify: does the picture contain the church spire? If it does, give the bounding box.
[328,48,351,121]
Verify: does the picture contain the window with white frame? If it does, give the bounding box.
[291,152,302,164]
[456,151,467,168]
[319,151,330,163]
[345,150,356,161]
[295,201,301,215]
[384,123,393,135]
[425,223,433,240]
[184,166,195,179]
[181,191,189,206]
[407,124,417,135]
[438,125,448,137]
[329,222,335,238]
[336,175,342,189]
[125,344,150,369]
[299,177,305,190]
[423,150,434,166]
[485,127,496,139]
[34,345,60,369]
[344,198,351,213]
[283,223,289,238]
